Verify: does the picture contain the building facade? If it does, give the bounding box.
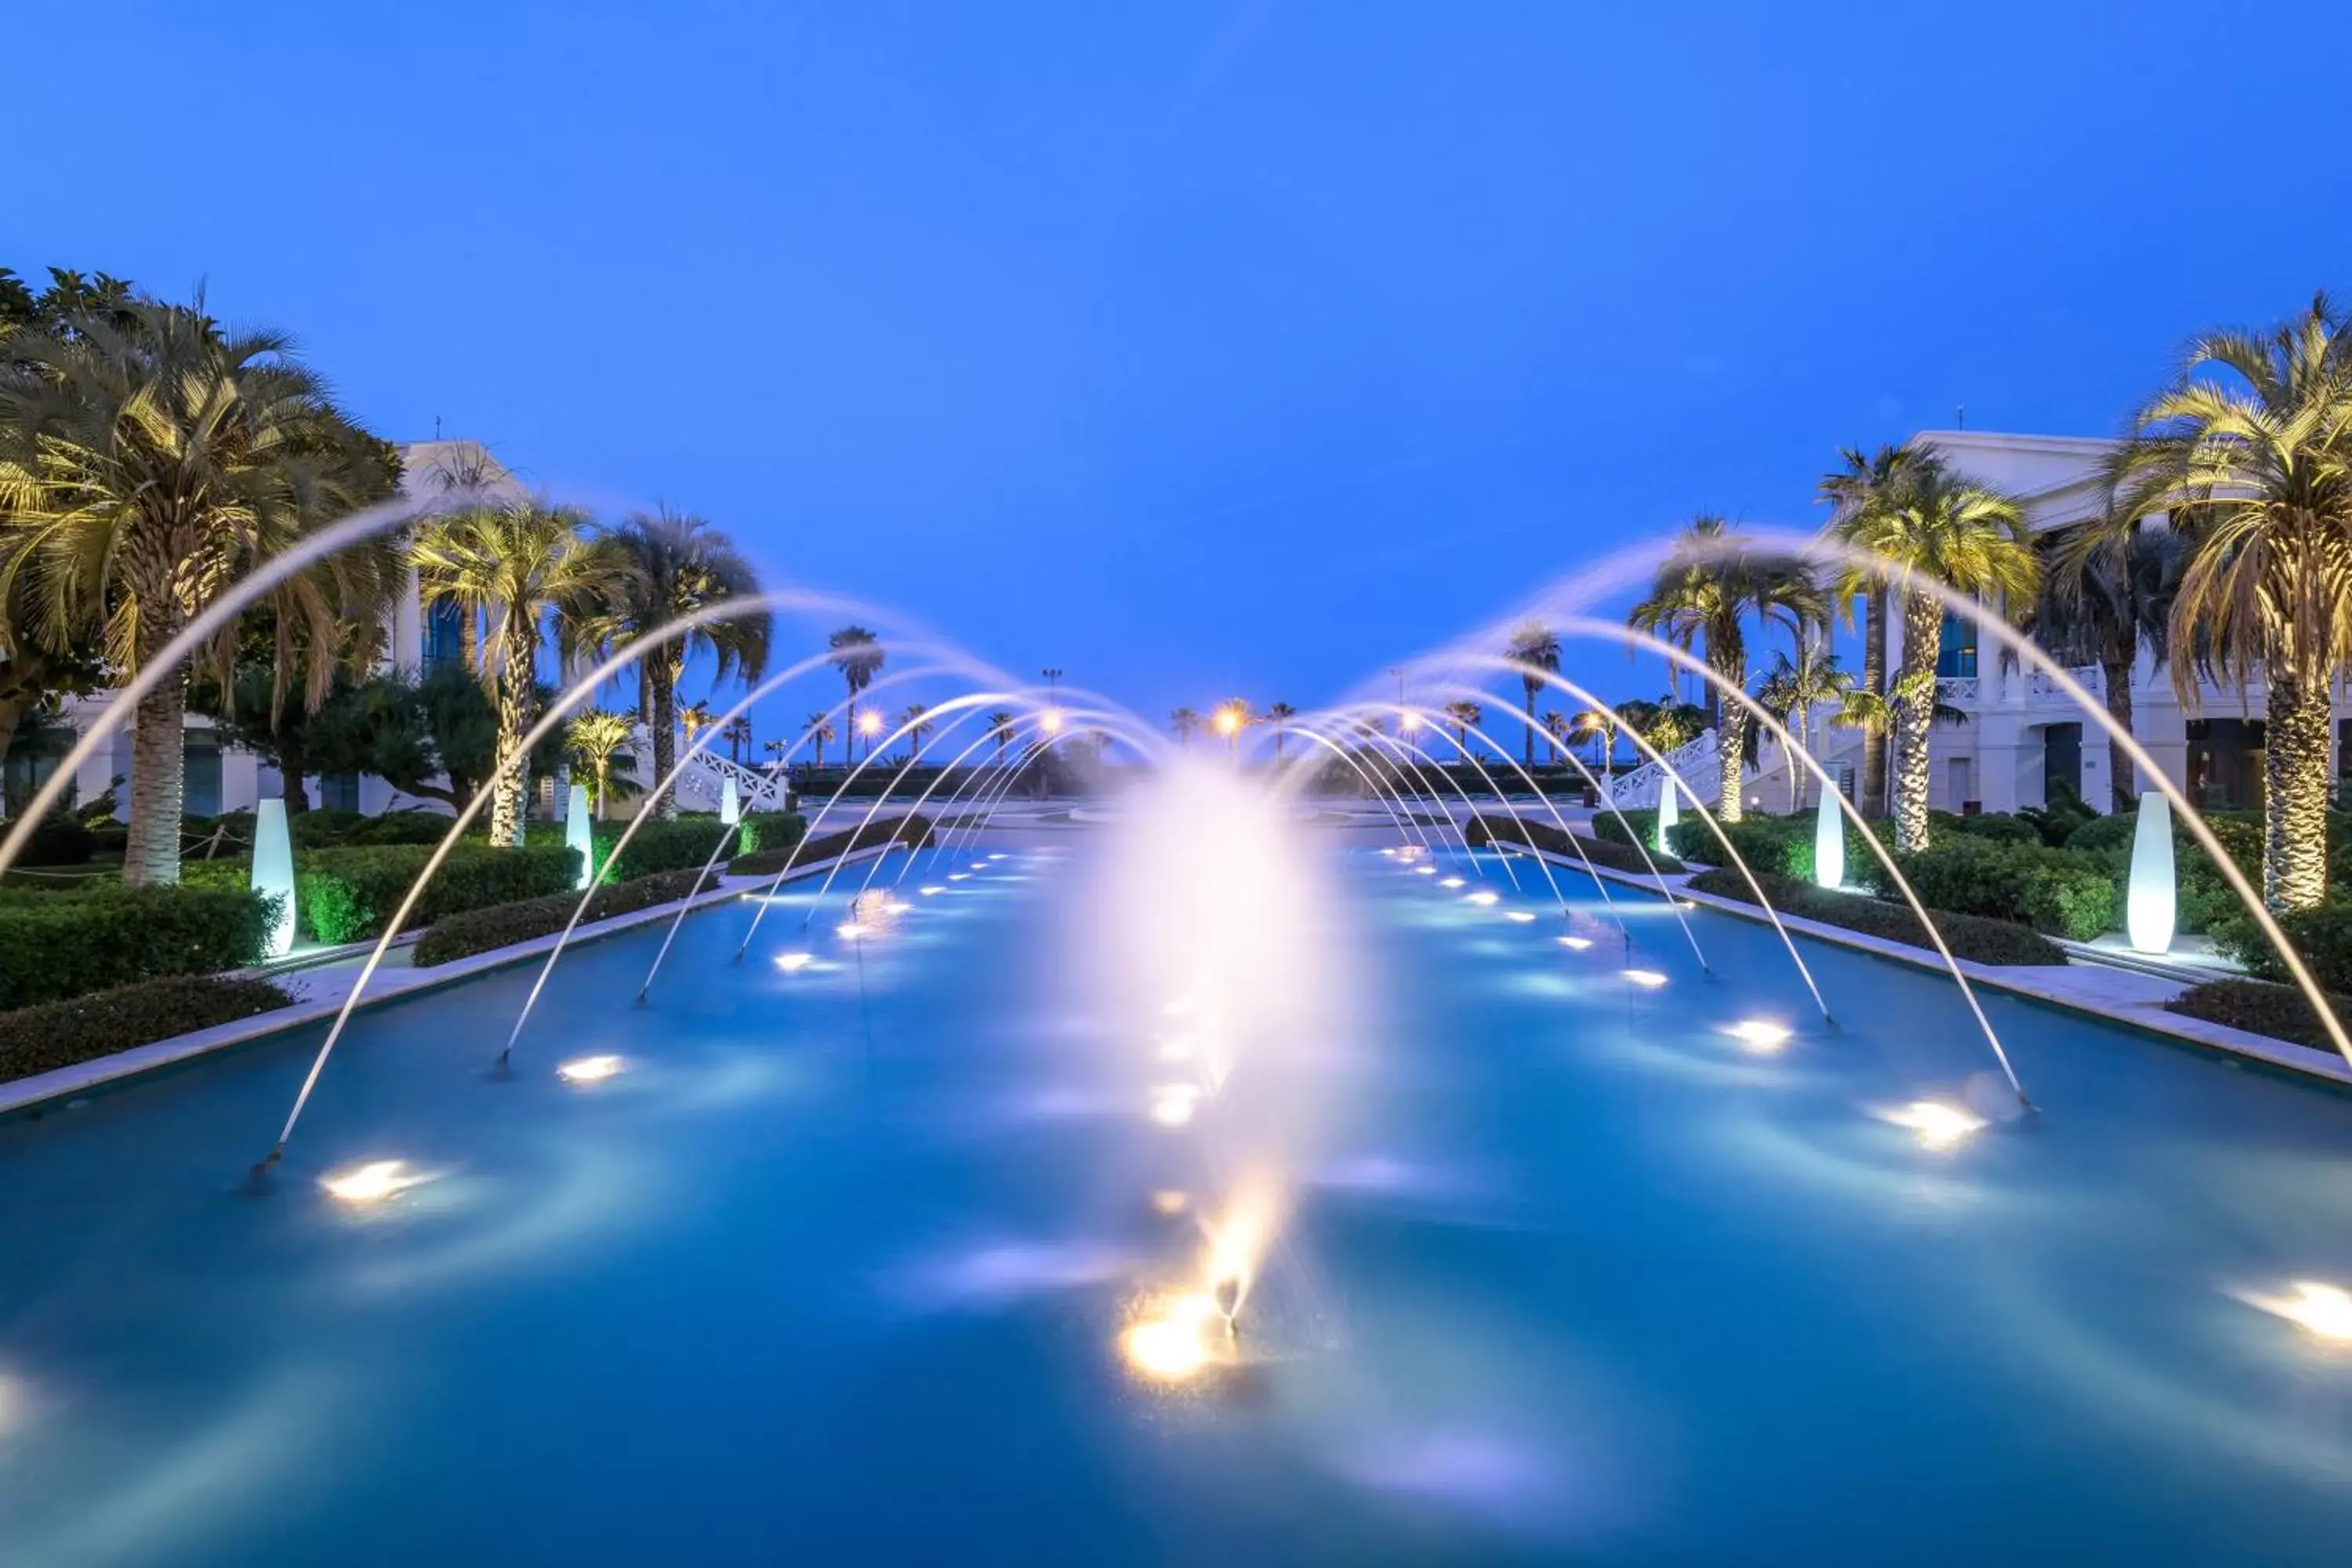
[1761,429,2345,817]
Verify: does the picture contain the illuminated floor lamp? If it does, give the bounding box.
[1655,779,1679,855]
[720,775,741,826]
[251,798,297,959]
[567,783,593,890]
[1813,782,1845,890]
[2127,790,2176,954]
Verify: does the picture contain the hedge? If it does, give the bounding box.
[2067,806,2264,935]
[1466,812,1686,876]
[1857,835,2119,942]
[2209,900,2352,995]
[16,811,97,867]
[1685,866,2069,966]
[0,975,295,1084]
[729,814,935,878]
[0,885,278,1009]
[595,818,739,883]
[737,811,807,855]
[2165,978,2352,1056]
[412,867,720,967]
[188,843,581,944]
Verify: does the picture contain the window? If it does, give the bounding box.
[1936,610,1978,678]
[321,772,361,812]
[422,599,464,670]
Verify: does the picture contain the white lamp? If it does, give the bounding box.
[1813,782,1845,891]
[566,783,593,889]
[250,797,296,959]
[2127,789,2176,954]
[720,775,741,826]
[1655,779,1679,855]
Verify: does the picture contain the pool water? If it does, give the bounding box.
[2,834,2350,1565]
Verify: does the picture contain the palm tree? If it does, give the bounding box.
[1754,636,1855,811]
[827,626,885,757]
[720,714,753,764]
[2038,528,2186,811]
[1263,701,1298,760]
[1618,694,1707,754]
[1503,622,1561,768]
[1832,468,2036,851]
[1628,516,1827,822]
[1170,707,1200,747]
[901,702,935,760]
[804,712,837,768]
[985,709,1016,759]
[1441,699,1482,750]
[1212,699,1252,757]
[1820,443,1942,820]
[1570,707,1617,777]
[762,736,789,770]
[565,707,637,821]
[409,498,632,846]
[1539,710,1568,764]
[678,699,716,751]
[599,509,769,819]
[2105,295,2352,909]
[0,296,398,881]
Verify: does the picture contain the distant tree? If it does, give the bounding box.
[1440,699,1482,750]
[984,709,1017,760]
[803,712,837,768]
[1503,622,1561,768]
[1263,701,1298,760]
[565,708,638,820]
[827,626,884,756]
[1540,709,1568,764]
[1754,637,1854,811]
[678,699,716,751]
[720,714,753,764]
[1169,707,1200,747]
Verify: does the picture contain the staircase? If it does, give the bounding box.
[1606,729,1733,809]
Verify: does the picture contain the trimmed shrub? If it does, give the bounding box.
[187,843,580,944]
[1686,866,2068,966]
[18,810,96,867]
[1856,835,2118,942]
[1466,812,1686,876]
[729,814,935,878]
[593,817,739,883]
[1590,808,1658,851]
[1951,812,2042,846]
[0,974,296,1083]
[289,808,372,848]
[412,868,719,967]
[737,811,807,855]
[2210,899,2352,995]
[2166,978,2352,1056]
[339,809,461,847]
[0,885,276,1009]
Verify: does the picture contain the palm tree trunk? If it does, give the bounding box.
[124,672,188,886]
[2102,658,2136,811]
[1893,593,1940,853]
[280,734,310,815]
[2263,671,2331,910]
[1522,682,1537,768]
[1860,587,1889,818]
[1712,647,1748,823]
[1790,702,1809,814]
[647,660,677,820]
[595,760,608,822]
[459,605,481,678]
[488,620,535,848]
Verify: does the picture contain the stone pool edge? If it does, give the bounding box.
[1506,844,2352,1094]
[0,844,892,1119]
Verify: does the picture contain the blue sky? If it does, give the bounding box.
[18,1,2350,733]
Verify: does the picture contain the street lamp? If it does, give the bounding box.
[857,707,882,763]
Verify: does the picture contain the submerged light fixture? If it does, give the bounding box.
[1622,968,1668,989]
[1439,876,1466,889]
[1465,891,1500,907]
[321,1160,425,1205]
[836,921,870,940]
[1882,1100,1987,1151]
[1559,935,1593,951]
[2241,1281,2352,1345]
[557,1054,623,1083]
[775,951,815,972]
[1722,1019,1792,1054]
[1505,911,1537,924]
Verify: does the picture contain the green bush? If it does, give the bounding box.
[1951,812,2042,846]
[187,843,580,944]
[1666,815,1804,877]
[1590,808,1658,851]
[339,809,460,847]
[2165,978,2352,1055]
[0,885,277,1009]
[1466,812,1686,876]
[289,808,372,848]
[1686,866,2068,965]
[1856,834,2119,942]
[729,814,935,878]
[2209,898,2352,995]
[594,817,739,882]
[412,867,718,967]
[19,810,96,867]
[737,811,807,855]
[2069,807,2264,935]
[0,974,296,1083]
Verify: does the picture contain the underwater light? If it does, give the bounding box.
[836,922,870,940]
[920,885,946,895]
[1152,1190,1189,1214]
[1379,848,1398,857]
[987,853,1007,862]
[1621,968,1668,989]
[1413,865,1437,876]
[775,952,815,972]
[557,1054,622,1083]
[1505,911,1537,924]
[947,873,969,881]
[884,901,913,914]
[2243,1281,2352,1344]
[1723,1019,1792,1053]
[1121,1295,1218,1381]
[1439,876,1465,888]
[1559,935,1593,951]
[1465,891,1499,907]
[1882,1100,1986,1150]
[1149,1083,1202,1127]
[321,1160,423,1204]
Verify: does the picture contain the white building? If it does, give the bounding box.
[1758,428,2342,817]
